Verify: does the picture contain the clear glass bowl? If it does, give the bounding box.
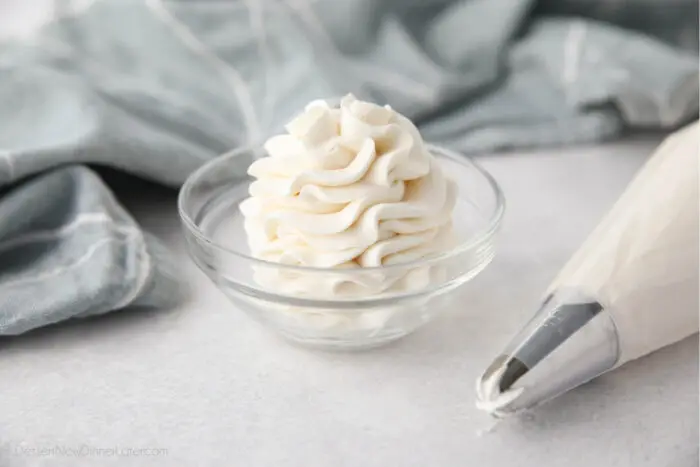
[178,144,505,350]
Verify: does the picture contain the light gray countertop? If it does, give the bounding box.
[0,139,697,467]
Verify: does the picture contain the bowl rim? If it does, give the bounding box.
[178,143,505,273]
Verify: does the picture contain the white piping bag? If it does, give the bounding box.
[476,122,699,416]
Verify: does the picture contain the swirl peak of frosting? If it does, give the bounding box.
[240,94,457,296]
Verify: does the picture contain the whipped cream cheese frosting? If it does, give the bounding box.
[240,94,457,298]
[475,364,525,417]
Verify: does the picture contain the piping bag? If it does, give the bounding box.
[476,122,699,417]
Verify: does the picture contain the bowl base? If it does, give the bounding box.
[273,329,409,352]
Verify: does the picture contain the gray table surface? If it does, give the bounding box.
[0,139,697,467]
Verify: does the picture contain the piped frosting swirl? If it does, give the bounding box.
[240,94,456,297]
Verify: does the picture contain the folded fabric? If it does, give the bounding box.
[0,166,181,334]
[0,0,697,335]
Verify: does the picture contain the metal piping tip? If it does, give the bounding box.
[498,356,529,392]
[475,290,621,416]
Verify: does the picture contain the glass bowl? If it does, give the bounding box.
[178,144,504,350]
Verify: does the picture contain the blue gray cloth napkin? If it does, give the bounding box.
[0,0,697,335]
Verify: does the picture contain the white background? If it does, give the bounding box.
[0,138,697,466]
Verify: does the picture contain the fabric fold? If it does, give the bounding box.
[0,166,182,335]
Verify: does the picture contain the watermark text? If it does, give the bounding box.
[5,443,168,459]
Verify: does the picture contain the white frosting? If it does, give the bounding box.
[475,364,525,417]
[240,94,457,299]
